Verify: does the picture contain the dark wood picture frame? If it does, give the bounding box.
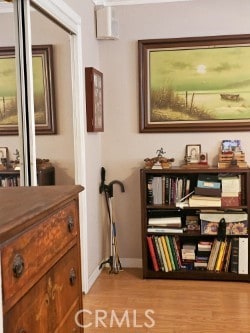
[0,45,56,135]
[185,144,201,163]
[85,67,104,132]
[138,34,250,133]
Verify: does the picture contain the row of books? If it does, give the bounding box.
[0,176,20,187]
[147,235,248,274]
[147,173,243,208]
[147,235,182,272]
[147,175,191,205]
[207,237,248,274]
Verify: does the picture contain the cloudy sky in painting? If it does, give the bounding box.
[150,45,250,92]
[0,56,44,97]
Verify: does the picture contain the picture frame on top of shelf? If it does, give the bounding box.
[0,45,56,135]
[0,146,8,169]
[85,67,104,132]
[138,34,250,133]
[186,144,201,163]
[221,139,241,152]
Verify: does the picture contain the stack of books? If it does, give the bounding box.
[219,174,241,207]
[147,214,185,234]
[194,241,212,269]
[189,174,222,207]
[181,243,196,269]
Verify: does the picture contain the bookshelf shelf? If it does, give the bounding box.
[0,166,55,187]
[141,167,250,282]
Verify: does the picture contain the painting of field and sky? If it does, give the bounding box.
[139,35,250,132]
[0,56,45,122]
[150,46,250,122]
[0,45,55,135]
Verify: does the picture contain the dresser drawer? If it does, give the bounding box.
[56,301,83,333]
[1,200,79,306]
[4,245,82,332]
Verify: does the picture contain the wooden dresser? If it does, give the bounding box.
[0,185,84,332]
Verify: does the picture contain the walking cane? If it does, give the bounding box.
[99,167,125,273]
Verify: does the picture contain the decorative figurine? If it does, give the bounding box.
[144,148,175,169]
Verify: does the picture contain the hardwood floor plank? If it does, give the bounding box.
[83,268,250,332]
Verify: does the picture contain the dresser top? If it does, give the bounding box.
[0,185,84,243]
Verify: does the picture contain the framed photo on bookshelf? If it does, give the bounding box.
[85,67,104,132]
[0,146,8,166]
[186,144,201,163]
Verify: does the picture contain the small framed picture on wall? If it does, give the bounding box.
[85,67,104,132]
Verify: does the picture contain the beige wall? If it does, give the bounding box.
[99,0,250,263]
[2,0,250,288]
[64,0,105,281]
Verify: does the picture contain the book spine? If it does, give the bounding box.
[162,176,166,205]
[215,241,226,271]
[223,239,232,272]
[147,175,154,205]
[146,236,159,272]
[152,235,162,270]
[158,236,168,272]
[230,237,239,273]
[160,236,170,272]
[207,239,220,271]
[168,236,179,270]
[165,175,170,205]
[173,236,182,268]
[161,236,172,271]
[238,237,248,274]
[154,236,165,271]
[165,236,176,270]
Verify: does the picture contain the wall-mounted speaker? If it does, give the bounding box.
[96,6,119,40]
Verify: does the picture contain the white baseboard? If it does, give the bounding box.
[87,265,102,292]
[120,258,142,268]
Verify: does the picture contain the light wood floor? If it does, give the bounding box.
[83,268,250,333]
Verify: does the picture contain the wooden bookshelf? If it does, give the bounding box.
[0,166,55,187]
[140,167,250,282]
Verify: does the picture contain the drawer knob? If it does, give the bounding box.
[13,253,24,278]
[69,268,76,286]
[68,215,74,232]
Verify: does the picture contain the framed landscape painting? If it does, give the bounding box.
[0,45,56,135]
[138,34,250,132]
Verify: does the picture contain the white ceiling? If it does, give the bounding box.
[93,0,192,6]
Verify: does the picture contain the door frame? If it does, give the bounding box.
[29,0,89,292]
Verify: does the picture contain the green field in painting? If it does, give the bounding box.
[178,90,250,120]
[0,94,46,125]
